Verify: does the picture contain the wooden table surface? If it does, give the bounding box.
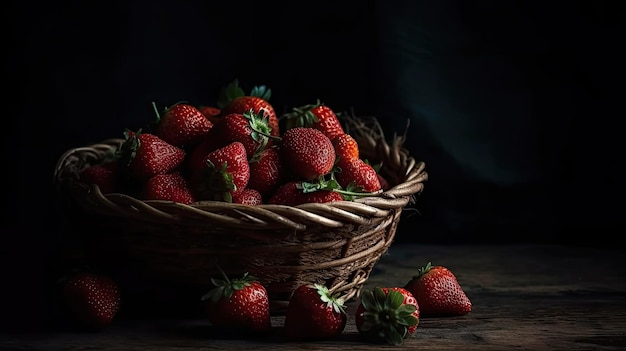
[3,244,626,350]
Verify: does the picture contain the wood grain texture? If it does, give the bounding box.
[2,244,625,350]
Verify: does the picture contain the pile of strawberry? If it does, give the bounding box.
[79,80,388,206]
[57,262,471,345]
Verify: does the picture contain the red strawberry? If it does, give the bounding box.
[200,270,271,333]
[185,131,223,175]
[141,172,196,205]
[284,284,347,340]
[231,188,263,206]
[355,286,420,345]
[336,158,382,193]
[198,105,222,125]
[279,127,336,180]
[60,271,121,330]
[331,133,360,168]
[377,173,390,191]
[218,79,280,137]
[219,111,275,158]
[247,147,285,199]
[79,161,119,194]
[267,181,343,206]
[117,129,186,181]
[284,101,344,140]
[190,141,250,202]
[153,102,213,148]
[403,262,472,317]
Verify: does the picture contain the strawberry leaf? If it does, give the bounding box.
[249,85,271,100]
[283,99,323,129]
[217,79,246,108]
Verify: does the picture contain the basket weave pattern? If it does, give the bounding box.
[54,116,427,312]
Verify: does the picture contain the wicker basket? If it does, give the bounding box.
[53,115,427,313]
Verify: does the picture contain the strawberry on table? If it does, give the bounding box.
[153,102,214,148]
[60,271,121,331]
[200,270,271,333]
[141,172,196,205]
[355,286,419,345]
[279,127,336,181]
[284,100,344,140]
[284,283,347,340]
[117,129,186,181]
[403,262,472,317]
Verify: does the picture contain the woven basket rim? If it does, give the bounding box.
[53,115,428,230]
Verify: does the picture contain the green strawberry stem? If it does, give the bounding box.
[200,267,258,303]
[151,101,188,122]
[217,79,271,108]
[413,262,433,279]
[283,99,323,129]
[242,109,281,146]
[297,175,383,201]
[314,283,347,314]
[359,287,419,345]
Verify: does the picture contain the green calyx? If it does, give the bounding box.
[359,287,419,345]
[296,173,382,201]
[283,99,323,129]
[217,79,272,109]
[242,109,281,158]
[201,268,258,303]
[313,283,346,314]
[198,159,236,202]
[117,128,142,169]
[413,262,433,279]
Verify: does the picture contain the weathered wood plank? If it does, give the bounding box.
[2,244,625,350]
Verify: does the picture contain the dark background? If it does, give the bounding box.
[5,0,626,330]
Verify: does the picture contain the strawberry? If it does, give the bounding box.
[247,147,285,199]
[60,271,121,330]
[355,286,420,345]
[335,158,382,193]
[190,141,250,202]
[79,161,119,194]
[284,100,344,140]
[198,105,222,125]
[279,127,336,181]
[403,262,472,317]
[267,181,343,206]
[331,133,360,168]
[231,188,263,206]
[185,131,223,175]
[284,284,347,340]
[219,110,275,158]
[153,102,213,148]
[141,172,196,205]
[217,79,280,137]
[200,270,271,333]
[377,173,390,191]
[117,129,186,181]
